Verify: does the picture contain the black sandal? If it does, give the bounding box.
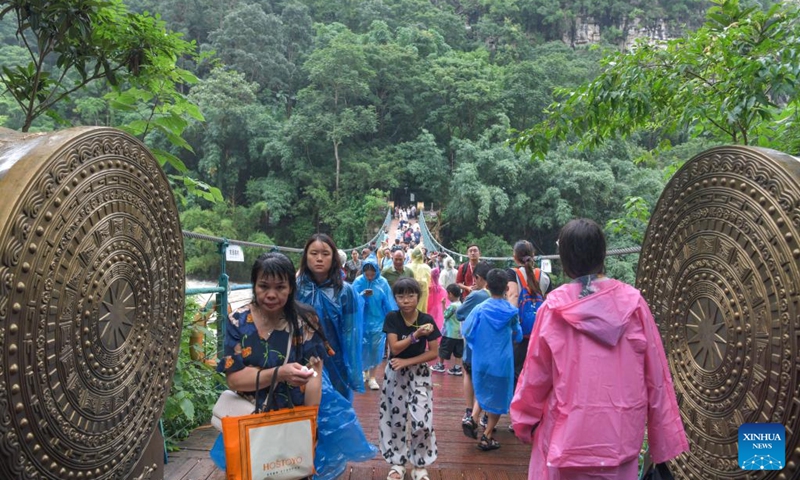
[477,434,500,451]
[462,416,478,439]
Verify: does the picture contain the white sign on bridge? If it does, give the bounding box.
[226,245,245,262]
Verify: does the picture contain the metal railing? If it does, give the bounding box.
[418,212,642,263]
[182,208,394,354]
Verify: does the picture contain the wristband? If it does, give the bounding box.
[409,334,419,344]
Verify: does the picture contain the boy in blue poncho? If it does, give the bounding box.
[463,268,522,451]
[352,257,396,390]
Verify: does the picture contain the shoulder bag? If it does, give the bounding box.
[218,325,319,480]
[211,327,293,432]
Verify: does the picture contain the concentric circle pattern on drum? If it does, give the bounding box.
[0,128,184,479]
[637,146,800,480]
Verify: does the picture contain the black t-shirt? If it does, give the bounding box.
[383,311,442,359]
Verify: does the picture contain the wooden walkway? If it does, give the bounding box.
[165,362,530,479]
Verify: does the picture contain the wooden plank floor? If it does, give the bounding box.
[166,362,529,479]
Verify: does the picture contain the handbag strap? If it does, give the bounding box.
[255,323,295,413]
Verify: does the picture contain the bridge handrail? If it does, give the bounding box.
[418,212,642,262]
[182,208,393,254]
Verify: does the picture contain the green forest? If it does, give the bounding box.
[1,0,797,286]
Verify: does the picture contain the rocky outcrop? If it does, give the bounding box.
[565,16,673,50]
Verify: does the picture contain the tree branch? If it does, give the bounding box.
[30,67,122,121]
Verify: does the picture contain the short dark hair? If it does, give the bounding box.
[467,243,480,251]
[558,218,606,278]
[446,283,461,298]
[392,276,421,297]
[486,269,508,295]
[473,261,491,280]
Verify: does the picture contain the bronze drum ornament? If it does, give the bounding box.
[637,146,800,479]
[0,127,185,478]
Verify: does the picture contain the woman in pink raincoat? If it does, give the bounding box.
[511,219,688,480]
[427,266,447,332]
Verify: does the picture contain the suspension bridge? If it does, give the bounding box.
[166,207,643,480]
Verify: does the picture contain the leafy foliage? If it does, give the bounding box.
[0,0,221,202]
[515,0,800,158]
[162,299,226,449]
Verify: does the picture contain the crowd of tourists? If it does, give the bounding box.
[211,217,688,480]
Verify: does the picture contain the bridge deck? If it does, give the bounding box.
[165,362,530,479]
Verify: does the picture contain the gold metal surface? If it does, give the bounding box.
[637,146,800,479]
[0,127,184,479]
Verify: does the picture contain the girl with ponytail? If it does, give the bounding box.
[506,240,550,391]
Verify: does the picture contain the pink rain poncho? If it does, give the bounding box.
[427,267,447,331]
[511,277,688,480]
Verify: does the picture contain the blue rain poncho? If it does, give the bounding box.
[313,370,378,479]
[352,258,397,370]
[296,275,365,400]
[463,297,522,415]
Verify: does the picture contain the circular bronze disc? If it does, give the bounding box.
[637,146,800,479]
[0,127,184,479]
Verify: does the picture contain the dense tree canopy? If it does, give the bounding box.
[5,0,792,283]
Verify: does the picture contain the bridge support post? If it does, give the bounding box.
[217,239,229,358]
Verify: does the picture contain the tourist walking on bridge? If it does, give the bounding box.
[297,234,365,399]
[439,255,457,288]
[456,244,481,300]
[383,249,413,288]
[457,261,491,435]
[210,252,325,474]
[295,234,377,479]
[426,266,447,332]
[511,219,688,479]
[380,277,441,480]
[506,240,549,390]
[353,258,396,390]
[463,269,521,451]
[345,249,362,283]
[408,246,432,313]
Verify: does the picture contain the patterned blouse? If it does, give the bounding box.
[217,305,327,410]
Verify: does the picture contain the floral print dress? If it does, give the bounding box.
[217,305,327,409]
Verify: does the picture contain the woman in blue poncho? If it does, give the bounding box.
[296,233,378,479]
[352,257,396,390]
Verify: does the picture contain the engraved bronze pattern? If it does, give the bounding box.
[0,127,185,479]
[637,146,800,479]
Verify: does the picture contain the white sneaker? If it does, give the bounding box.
[368,378,380,390]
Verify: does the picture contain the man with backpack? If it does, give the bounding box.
[456,244,481,300]
[505,240,550,391]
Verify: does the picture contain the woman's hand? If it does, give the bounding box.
[280,362,316,387]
